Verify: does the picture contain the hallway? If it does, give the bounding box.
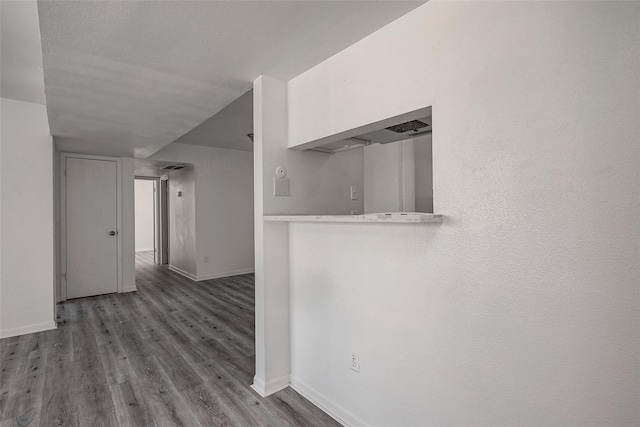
[0,252,337,426]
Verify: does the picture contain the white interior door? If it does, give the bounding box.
[65,157,118,299]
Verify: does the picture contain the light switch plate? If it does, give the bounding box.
[350,186,358,200]
[273,178,290,196]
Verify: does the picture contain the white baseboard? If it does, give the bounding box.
[0,321,57,339]
[251,376,267,397]
[290,375,367,427]
[168,265,197,281]
[196,268,255,282]
[251,374,290,397]
[122,286,137,293]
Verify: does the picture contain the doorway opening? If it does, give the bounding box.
[135,177,169,266]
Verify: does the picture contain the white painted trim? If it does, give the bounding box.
[0,321,57,339]
[196,268,255,282]
[251,376,267,397]
[60,153,123,301]
[168,265,198,281]
[135,176,162,265]
[251,374,290,397]
[122,286,137,293]
[290,374,368,427]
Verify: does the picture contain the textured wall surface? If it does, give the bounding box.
[287,2,639,426]
[168,166,196,277]
[0,98,55,338]
[150,143,254,280]
[0,0,46,105]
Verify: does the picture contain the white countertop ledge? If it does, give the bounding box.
[263,213,443,223]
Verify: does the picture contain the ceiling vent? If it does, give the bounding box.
[300,106,432,154]
[161,163,186,170]
[386,120,430,134]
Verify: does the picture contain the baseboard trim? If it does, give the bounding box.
[122,286,137,293]
[251,376,266,397]
[0,321,57,339]
[290,375,367,427]
[168,265,197,281]
[251,374,290,397]
[196,268,255,282]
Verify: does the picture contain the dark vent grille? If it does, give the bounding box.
[386,120,430,134]
[161,164,186,170]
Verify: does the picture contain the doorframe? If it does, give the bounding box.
[159,177,169,265]
[60,152,123,301]
[134,176,162,264]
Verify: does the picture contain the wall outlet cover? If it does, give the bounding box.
[350,349,360,372]
[273,178,290,197]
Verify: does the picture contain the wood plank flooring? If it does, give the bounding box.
[0,251,338,427]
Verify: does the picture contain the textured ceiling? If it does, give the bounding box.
[173,89,253,152]
[1,0,46,105]
[37,1,424,158]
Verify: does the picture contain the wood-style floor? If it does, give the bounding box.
[0,251,338,427]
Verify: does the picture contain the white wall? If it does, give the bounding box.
[252,74,369,397]
[414,134,433,213]
[285,2,639,426]
[363,141,409,213]
[168,165,197,278]
[260,76,364,216]
[134,179,155,252]
[149,143,254,280]
[0,97,56,338]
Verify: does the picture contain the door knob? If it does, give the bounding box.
[109,231,117,236]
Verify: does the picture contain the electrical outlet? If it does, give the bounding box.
[350,186,358,201]
[203,256,209,264]
[350,349,360,372]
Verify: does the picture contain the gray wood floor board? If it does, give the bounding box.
[166,310,212,343]
[195,340,255,385]
[182,292,255,339]
[136,305,210,365]
[133,281,177,316]
[38,325,75,427]
[167,379,234,426]
[173,274,255,318]
[108,381,156,427]
[6,348,48,425]
[99,294,128,325]
[0,340,31,420]
[0,408,38,427]
[204,277,256,308]
[126,355,200,427]
[141,338,204,393]
[73,341,119,426]
[0,252,339,427]
[123,297,154,340]
[169,309,254,359]
[195,361,275,425]
[88,315,137,386]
